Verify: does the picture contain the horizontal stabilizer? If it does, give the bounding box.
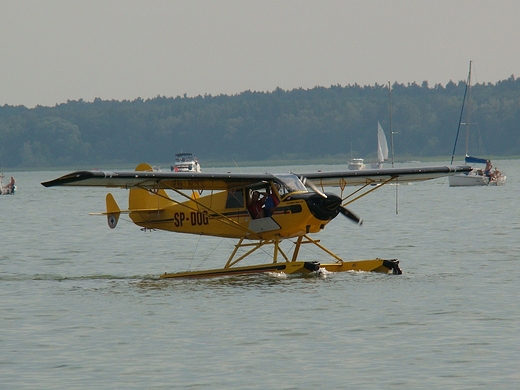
[89,191,168,222]
[90,207,163,216]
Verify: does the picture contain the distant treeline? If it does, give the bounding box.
[1,77,519,168]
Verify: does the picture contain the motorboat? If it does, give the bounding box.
[348,158,365,170]
[171,153,201,173]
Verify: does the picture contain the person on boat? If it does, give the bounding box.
[247,191,265,219]
[6,177,15,194]
[492,167,502,181]
[484,160,493,182]
[263,184,280,218]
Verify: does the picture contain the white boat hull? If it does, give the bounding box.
[449,171,506,187]
[449,173,488,186]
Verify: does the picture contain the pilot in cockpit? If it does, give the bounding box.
[264,184,280,217]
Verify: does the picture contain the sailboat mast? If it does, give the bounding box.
[464,61,472,157]
[450,61,471,164]
[389,81,395,167]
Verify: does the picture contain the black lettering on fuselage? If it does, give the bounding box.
[174,212,186,227]
[190,210,209,226]
[175,211,209,228]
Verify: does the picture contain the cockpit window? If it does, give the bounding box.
[273,174,307,195]
[226,189,244,208]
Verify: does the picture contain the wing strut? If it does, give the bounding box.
[342,176,399,205]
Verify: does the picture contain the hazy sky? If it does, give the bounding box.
[2,0,519,107]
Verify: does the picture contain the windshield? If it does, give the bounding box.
[273,173,307,195]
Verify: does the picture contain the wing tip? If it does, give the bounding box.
[41,171,99,187]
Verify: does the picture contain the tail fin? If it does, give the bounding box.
[129,163,175,211]
[106,193,121,229]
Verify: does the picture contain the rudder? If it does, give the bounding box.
[129,163,175,211]
[106,193,120,229]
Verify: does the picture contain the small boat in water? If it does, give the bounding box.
[171,153,201,173]
[348,158,365,170]
[449,61,506,187]
[0,174,16,195]
[449,156,506,186]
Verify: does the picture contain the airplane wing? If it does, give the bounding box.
[42,165,471,190]
[299,165,471,187]
[41,170,274,190]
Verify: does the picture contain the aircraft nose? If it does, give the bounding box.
[305,193,342,221]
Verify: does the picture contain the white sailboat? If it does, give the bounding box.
[449,61,506,187]
[371,122,389,169]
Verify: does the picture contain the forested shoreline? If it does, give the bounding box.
[1,77,519,169]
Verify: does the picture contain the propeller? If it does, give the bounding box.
[339,205,363,225]
[301,176,327,198]
[301,176,363,225]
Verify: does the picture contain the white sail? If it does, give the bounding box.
[377,122,389,163]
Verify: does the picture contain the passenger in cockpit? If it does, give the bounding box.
[247,191,265,219]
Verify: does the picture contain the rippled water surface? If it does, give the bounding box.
[1,161,519,389]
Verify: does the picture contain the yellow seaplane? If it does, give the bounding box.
[42,163,470,278]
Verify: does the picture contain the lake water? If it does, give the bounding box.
[1,160,519,389]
